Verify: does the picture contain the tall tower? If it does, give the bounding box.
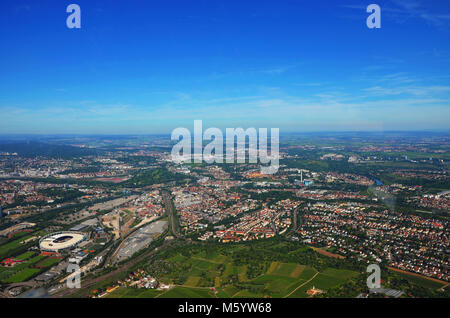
[0,205,3,218]
[301,170,303,183]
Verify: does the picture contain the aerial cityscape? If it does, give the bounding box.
[0,0,449,306]
[0,132,448,299]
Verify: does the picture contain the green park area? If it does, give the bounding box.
[106,240,362,298]
[78,239,449,299]
[106,287,164,298]
[0,248,62,284]
[0,234,37,259]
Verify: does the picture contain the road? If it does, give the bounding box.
[293,208,298,231]
[52,240,174,298]
[53,190,180,297]
[162,190,182,238]
[2,278,38,298]
[283,271,319,298]
[0,291,12,298]
[5,281,36,293]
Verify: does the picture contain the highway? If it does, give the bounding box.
[162,190,182,238]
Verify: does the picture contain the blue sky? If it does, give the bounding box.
[0,0,450,134]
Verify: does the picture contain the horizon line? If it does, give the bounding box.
[0,130,450,138]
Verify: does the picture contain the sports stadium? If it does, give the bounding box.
[39,231,87,253]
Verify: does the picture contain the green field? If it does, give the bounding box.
[390,270,447,290]
[78,240,375,298]
[147,244,358,298]
[15,251,37,260]
[184,276,201,287]
[36,257,61,268]
[4,268,41,283]
[287,268,359,298]
[158,286,215,298]
[0,234,35,259]
[155,260,357,298]
[106,287,164,298]
[0,253,58,284]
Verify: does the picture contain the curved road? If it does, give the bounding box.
[0,291,12,298]
[284,271,319,298]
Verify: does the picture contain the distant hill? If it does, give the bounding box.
[0,141,102,158]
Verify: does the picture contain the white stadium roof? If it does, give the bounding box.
[39,232,86,252]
